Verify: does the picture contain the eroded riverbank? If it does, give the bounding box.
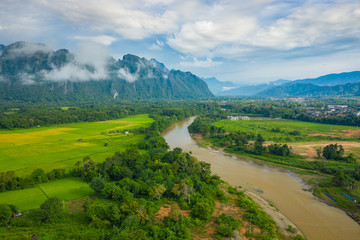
[162,117,360,240]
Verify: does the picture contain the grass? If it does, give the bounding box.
[0,177,93,211]
[60,106,78,110]
[314,183,360,220]
[213,118,358,142]
[0,114,153,176]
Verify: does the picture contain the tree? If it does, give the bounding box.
[168,203,180,222]
[39,197,63,222]
[90,177,106,194]
[315,147,322,159]
[31,168,45,182]
[256,134,265,145]
[332,171,357,190]
[0,204,12,226]
[172,179,194,204]
[322,144,344,161]
[150,184,166,200]
[136,206,150,224]
[344,153,356,164]
[191,200,214,220]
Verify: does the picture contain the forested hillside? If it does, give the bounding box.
[0,42,213,102]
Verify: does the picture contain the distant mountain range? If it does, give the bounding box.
[260,82,360,97]
[201,77,242,95]
[206,71,360,97]
[0,42,213,102]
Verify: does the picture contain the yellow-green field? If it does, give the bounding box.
[0,114,153,176]
[0,177,93,210]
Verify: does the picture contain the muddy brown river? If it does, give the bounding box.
[162,117,360,240]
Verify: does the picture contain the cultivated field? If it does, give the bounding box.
[0,177,93,210]
[213,118,360,161]
[214,118,359,142]
[0,114,153,176]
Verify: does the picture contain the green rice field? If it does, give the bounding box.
[0,177,93,210]
[0,114,153,176]
[213,118,359,142]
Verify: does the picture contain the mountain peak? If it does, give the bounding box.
[0,41,213,101]
[150,58,169,72]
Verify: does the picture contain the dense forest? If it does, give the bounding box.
[0,100,221,129]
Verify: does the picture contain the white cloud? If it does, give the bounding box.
[2,0,360,83]
[7,42,52,56]
[42,63,99,82]
[166,1,360,59]
[180,57,222,68]
[222,86,237,91]
[118,67,139,82]
[150,40,165,50]
[0,76,7,82]
[37,0,179,39]
[168,18,256,56]
[42,42,111,82]
[218,49,360,84]
[18,73,36,85]
[0,0,52,42]
[71,35,117,46]
[249,3,360,50]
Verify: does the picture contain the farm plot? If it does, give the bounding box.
[0,177,93,210]
[0,114,153,176]
[213,118,359,143]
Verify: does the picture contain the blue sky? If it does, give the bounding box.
[1,0,360,84]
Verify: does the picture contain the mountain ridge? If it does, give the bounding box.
[201,77,241,95]
[215,71,360,97]
[257,71,360,97]
[0,42,213,102]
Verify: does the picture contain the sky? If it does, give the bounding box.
[1,0,360,84]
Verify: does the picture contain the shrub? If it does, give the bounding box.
[191,200,214,220]
[39,197,63,222]
[0,204,12,226]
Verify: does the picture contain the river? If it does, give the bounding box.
[162,117,360,240]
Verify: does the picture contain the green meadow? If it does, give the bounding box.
[0,114,153,176]
[213,118,358,142]
[0,177,93,210]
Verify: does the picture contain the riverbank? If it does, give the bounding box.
[192,135,307,237]
[191,133,360,225]
[245,190,306,239]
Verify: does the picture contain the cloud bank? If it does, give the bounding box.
[1,0,360,83]
[42,42,111,82]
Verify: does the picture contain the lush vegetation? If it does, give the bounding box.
[4,97,360,238]
[0,114,153,176]
[322,143,356,163]
[0,138,281,239]
[0,109,283,240]
[0,42,213,104]
[188,114,360,223]
[212,118,357,142]
[189,117,359,176]
[0,177,94,210]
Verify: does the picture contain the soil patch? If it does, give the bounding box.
[154,203,190,224]
[290,141,360,161]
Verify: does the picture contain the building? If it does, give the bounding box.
[227,115,250,121]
